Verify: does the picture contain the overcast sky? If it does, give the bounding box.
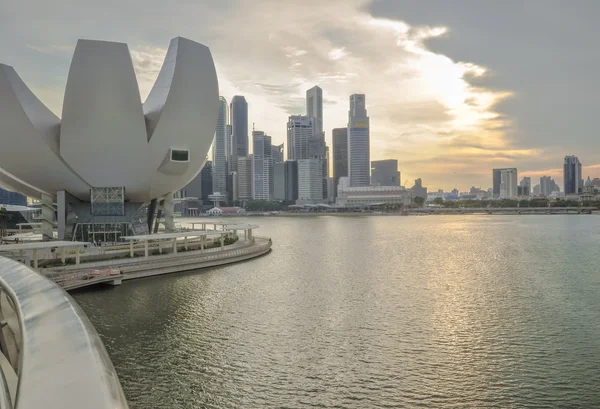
[2,0,598,191]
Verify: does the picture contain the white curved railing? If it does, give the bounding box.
[0,256,129,409]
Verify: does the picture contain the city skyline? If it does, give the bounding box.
[3,1,600,190]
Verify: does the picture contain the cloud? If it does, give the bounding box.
[25,44,74,54]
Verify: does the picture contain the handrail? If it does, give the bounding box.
[0,256,129,409]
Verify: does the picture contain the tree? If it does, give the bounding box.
[413,197,425,207]
[433,197,444,206]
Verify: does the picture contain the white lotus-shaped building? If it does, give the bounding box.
[0,37,218,239]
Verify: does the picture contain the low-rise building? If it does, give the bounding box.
[336,185,412,206]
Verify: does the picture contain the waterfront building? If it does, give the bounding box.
[274,160,299,202]
[326,177,335,203]
[200,161,213,201]
[332,128,348,190]
[0,36,219,240]
[287,115,313,161]
[336,185,412,206]
[500,168,518,198]
[533,184,541,195]
[226,172,237,202]
[237,156,253,200]
[540,175,559,196]
[212,96,229,196]
[252,130,273,200]
[229,96,248,172]
[306,86,323,138]
[297,158,323,204]
[272,143,284,164]
[347,94,370,187]
[410,178,428,199]
[564,155,582,194]
[0,188,27,206]
[371,159,400,186]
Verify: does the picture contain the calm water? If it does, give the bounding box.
[74,215,600,408]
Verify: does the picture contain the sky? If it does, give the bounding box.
[1,0,599,191]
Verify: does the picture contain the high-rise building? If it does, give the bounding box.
[200,161,213,201]
[229,96,248,172]
[287,115,313,161]
[332,128,348,190]
[252,130,273,200]
[212,96,229,195]
[540,176,559,196]
[0,188,27,206]
[371,160,400,186]
[410,178,427,199]
[564,155,582,194]
[272,143,284,164]
[297,158,323,204]
[306,86,323,138]
[533,184,541,196]
[520,177,531,196]
[493,168,517,197]
[274,160,298,202]
[237,156,253,200]
[500,168,518,198]
[347,94,370,187]
[182,169,202,198]
[227,172,237,203]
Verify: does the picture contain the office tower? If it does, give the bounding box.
[564,155,582,194]
[0,188,27,206]
[237,156,253,200]
[332,128,348,188]
[493,168,517,197]
[274,160,299,201]
[252,130,273,200]
[200,161,213,201]
[212,96,229,196]
[520,177,531,196]
[347,94,370,187]
[500,168,518,198]
[306,86,323,138]
[272,143,284,164]
[411,178,427,199]
[297,158,323,203]
[533,184,541,196]
[540,176,559,196]
[371,160,400,186]
[227,172,237,202]
[287,115,313,160]
[326,177,335,203]
[229,96,248,172]
[182,170,202,198]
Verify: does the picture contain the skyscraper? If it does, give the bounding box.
[297,158,323,203]
[212,96,228,196]
[332,127,348,189]
[306,86,323,138]
[274,160,298,202]
[287,115,313,161]
[493,168,517,197]
[200,161,213,201]
[500,168,518,198]
[272,143,284,164]
[564,155,582,194]
[520,176,531,196]
[237,156,253,200]
[347,94,370,187]
[252,130,273,200]
[371,160,400,186]
[540,175,559,196]
[229,96,248,172]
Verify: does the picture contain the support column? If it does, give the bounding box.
[61,247,66,264]
[144,241,149,258]
[220,235,225,251]
[129,240,134,258]
[57,190,66,240]
[158,240,163,254]
[184,237,188,250]
[201,236,205,251]
[162,193,175,232]
[173,238,177,254]
[75,247,80,265]
[33,249,38,269]
[40,193,54,241]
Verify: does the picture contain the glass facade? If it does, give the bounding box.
[90,187,125,216]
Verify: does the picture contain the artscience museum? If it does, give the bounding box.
[0,37,219,242]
